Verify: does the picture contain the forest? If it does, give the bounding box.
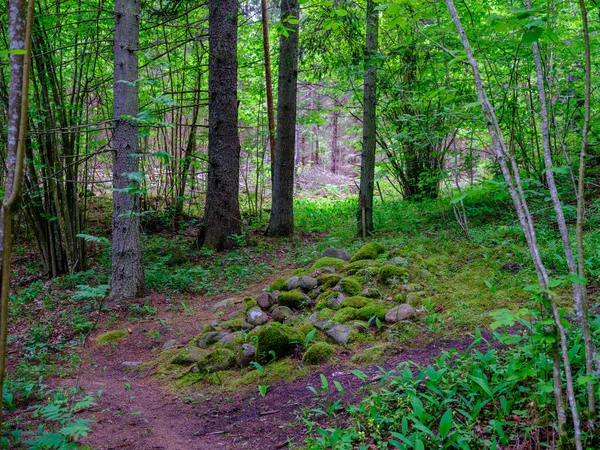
[0,0,599,448]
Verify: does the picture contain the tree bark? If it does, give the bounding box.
[110,0,145,299]
[331,109,339,173]
[198,0,242,250]
[0,0,34,428]
[261,0,276,163]
[357,0,378,236]
[266,0,299,237]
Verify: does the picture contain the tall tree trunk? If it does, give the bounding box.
[0,0,33,427]
[331,109,339,173]
[266,0,299,237]
[110,0,145,299]
[357,0,378,236]
[198,0,242,250]
[261,0,276,163]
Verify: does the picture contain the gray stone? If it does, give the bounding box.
[247,307,270,326]
[171,346,205,365]
[299,276,318,290]
[308,313,334,331]
[236,344,256,368]
[212,297,238,311]
[401,284,415,292]
[197,331,228,348]
[388,256,409,267]
[271,305,293,322]
[420,269,430,277]
[227,309,245,320]
[161,339,177,351]
[285,276,300,290]
[322,248,352,261]
[218,331,243,345]
[121,361,142,370]
[272,290,281,300]
[256,291,276,310]
[326,324,353,346]
[361,288,380,299]
[311,267,336,277]
[385,304,416,323]
[327,293,346,309]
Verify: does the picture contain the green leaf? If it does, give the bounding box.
[351,369,367,381]
[522,26,544,43]
[567,274,587,285]
[438,409,453,439]
[450,193,467,204]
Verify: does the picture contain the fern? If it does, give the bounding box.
[72,284,109,300]
[75,233,110,246]
[60,419,93,439]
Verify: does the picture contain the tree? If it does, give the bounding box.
[198,0,242,250]
[357,0,378,237]
[266,0,300,237]
[110,0,145,299]
[0,0,34,426]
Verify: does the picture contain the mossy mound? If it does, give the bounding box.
[292,268,309,276]
[303,342,336,364]
[217,318,251,331]
[338,277,361,296]
[332,307,358,324]
[356,304,389,321]
[96,330,128,346]
[298,323,317,338]
[315,290,334,309]
[255,322,305,362]
[316,308,335,321]
[310,257,347,272]
[378,265,409,284]
[277,290,310,309]
[340,296,371,309]
[245,298,257,312]
[350,242,386,263]
[350,344,390,364]
[343,260,379,276]
[171,346,206,365]
[317,273,343,289]
[270,277,288,292]
[196,348,235,373]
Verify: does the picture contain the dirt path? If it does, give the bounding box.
[48,285,484,450]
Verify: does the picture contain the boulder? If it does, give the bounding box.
[255,322,305,362]
[271,305,293,322]
[350,242,385,262]
[247,307,270,326]
[196,348,235,373]
[236,344,256,368]
[171,346,206,365]
[277,290,311,309]
[326,324,353,346]
[212,297,237,311]
[285,276,301,290]
[385,304,416,323]
[378,265,409,285]
[322,248,351,261]
[303,342,336,364]
[197,331,228,348]
[299,276,318,290]
[311,267,337,277]
[218,331,243,345]
[256,291,276,310]
[307,312,333,331]
[161,339,177,351]
[327,292,346,309]
[310,257,347,272]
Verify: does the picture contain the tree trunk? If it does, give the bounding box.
[261,0,276,163]
[0,0,34,427]
[110,0,145,299]
[266,0,299,237]
[198,0,242,250]
[357,0,378,236]
[331,110,339,173]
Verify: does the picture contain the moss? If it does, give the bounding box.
[292,268,309,276]
[315,290,334,308]
[309,257,347,272]
[96,330,128,345]
[350,242,386,263]
[277,290,310,309]
[317,273,343,289]
[303,342,336,364]
[255,322,305,362]
[317,308,335,320]
[340,296,371,308]
[356,304,389,321]
[332,307,358,324]
[343,260,379,276]
[171,346,206,365]
[196,348,235,373]
[378,265,409,284]
[350,344,390,365]
[362,287,381,299]
[298,323,316,337]
[218,318,251,331]
[339,277,362,296]
[270,277,288,292]
[245,299,257,312]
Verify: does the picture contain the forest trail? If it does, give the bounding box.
[49,283,483,450]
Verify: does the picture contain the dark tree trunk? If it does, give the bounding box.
[261,0,276,163]
[331,110,339,173]
[198,0,242,250]
[110,0,145,299]
[357,0,378,236]
[266,0,299,237]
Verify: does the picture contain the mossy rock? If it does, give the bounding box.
[96,330,128,346]
[217,318,252,331]
[245,299,257,312]
[277,290,310,310]
[298,323,317,338]
[255,322,305,362]
[350,344,390,365]
[303,342,336,364]
[332,307,358,324]
[310,257,347,272]
[316,308,335,321]
[356,304,390,321]
[317,273,343,289]
[292,268,309,276]
[338,277,362,296]
[343,260,379,276]
[196,348,235,373]
[315,290,334,309]
[378,265,409,285]
[361,287,381,299]
[340,296,371,309]
[171,346,206,365]
[350,242,386,263]
[270,277,288,292]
